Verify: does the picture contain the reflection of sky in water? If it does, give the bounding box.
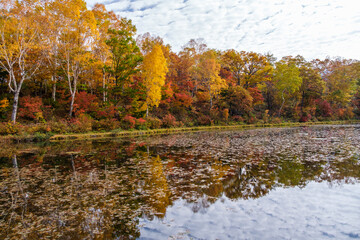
[140,181,360,239]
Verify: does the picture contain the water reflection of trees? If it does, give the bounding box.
[1,126,360,238]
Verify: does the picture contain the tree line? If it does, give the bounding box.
[0,0,359,133]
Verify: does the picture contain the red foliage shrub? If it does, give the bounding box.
[74,92,98,116]
[299,113,312,122]
[315,99,332,118]
[135,118,147,130]
[122,115,136,129]
[94,105,117,120]
[162,114,177,128]
[18,96,44,121]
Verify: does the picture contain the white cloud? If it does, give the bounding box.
[86,0,360,60]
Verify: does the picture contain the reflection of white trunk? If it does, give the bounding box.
[13,155,24,195]
[71,155,77,181]
[13,154,28,227]
[13,154,18,168]
[104,163,108,196]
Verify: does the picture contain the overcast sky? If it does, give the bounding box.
[86,0,360,60]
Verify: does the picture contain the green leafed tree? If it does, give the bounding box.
[273,61,302,116]
[106,26,142,101]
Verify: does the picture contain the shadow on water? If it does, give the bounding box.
[0,125,360,239]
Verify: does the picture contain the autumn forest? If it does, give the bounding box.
[1,0,360,136]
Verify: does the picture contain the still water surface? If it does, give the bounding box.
[1,125,360,239]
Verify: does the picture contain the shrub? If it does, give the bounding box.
[18,96,44,121]
[197,114,212,126]
[121,115,136,129]
[232,115,244,123]
[299,113,312,122]
[162,114,177,128]
[94,105,117,120]
[26,123,51,134]
[135,118,147,130]
[315,99,332,118]
[263,110,270,123]
[337,108,354,120]
[0,122,23,135]
[73,92,98,116]
[146,117,162,129]
[245,116,257,124]
[70,114,93,133]
[270,117,282,124]
[210,108,221,124]
[48,120,70,134]
[92,119,121,131]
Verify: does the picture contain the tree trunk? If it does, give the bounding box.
[52,76,57,102]
[11,90,20,124]
[146,106,149,117]
[69,92,75,118]
[103,71,106,102]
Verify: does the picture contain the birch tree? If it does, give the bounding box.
[0,0,42,123]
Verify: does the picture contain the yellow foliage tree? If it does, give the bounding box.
[51,0,98,117]
[194,50,227,109]
[142,44,168,117]
[0,0,43,123]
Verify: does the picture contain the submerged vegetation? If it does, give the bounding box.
[0,0,359,136]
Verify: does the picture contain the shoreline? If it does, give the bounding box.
[1,120,359,143]
[2,120,358,143]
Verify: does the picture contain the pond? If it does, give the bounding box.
[1,125,360,239]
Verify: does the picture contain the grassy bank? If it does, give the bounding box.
[49,120,360,142]
[1,120,359,143]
